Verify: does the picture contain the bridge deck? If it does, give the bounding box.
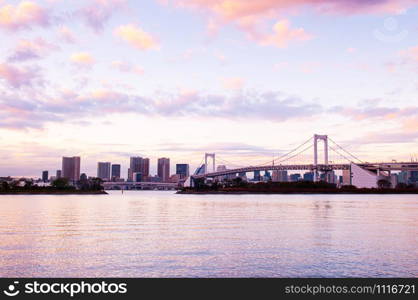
[193,162,418,178]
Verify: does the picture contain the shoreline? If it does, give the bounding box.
[0,191,108,195]
[177,190,418,195]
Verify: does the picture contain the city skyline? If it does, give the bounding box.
[1,0,418,177]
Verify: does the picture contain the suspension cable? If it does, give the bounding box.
[328,137,363,163]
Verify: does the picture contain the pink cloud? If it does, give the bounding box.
[259,19,313,48]
[0,1,50,31]
[8,38,57,62]
[0,63,41,88]
[114,24,159,51]
[401,45,418,63]
[167,1,415,44]
[70,52,95,68]
[221,77,245,90]
[111,61,144,75]
[170,0,414,20]
[80,0,126,32]
[58,26,77,43]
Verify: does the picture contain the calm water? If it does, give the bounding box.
[0,191,417,277]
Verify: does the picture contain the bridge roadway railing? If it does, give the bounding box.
[193,164,350,179]
[193,162,418,179]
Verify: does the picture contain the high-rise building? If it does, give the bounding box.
[158,158,170,182]
[176,164,189,179]
[408,171,418,184]
[303,172,315,182]
[42,171,48,182]
[97,162,111,181]
[62,157,80,182]
[56,170,62,178]
[272,170,288,182]
[253,170,261,181]
[141,158,150,178]
[111,164,121,180]
[289,173,301,182]
[129,157,150,181]
[342,169,351,185]
[133,172,142,182]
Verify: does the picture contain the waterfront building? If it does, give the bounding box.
[408,171,418,184]
[111,164,121,180]
[342,169,351,185]
[253,170,261,181]
[390,174,398,188]
[158,158,170,182]
[238,172,247,181]
[303,172,315,182]
[176,164,190,179]
[272,170,288,182]
[62,156,80,182]
[133,172,142,182]
[217,165,227,172]
[97,162,111,181]
[42,171,48,182]
[289,173,301,182]
[264,171,271,181]
[129,157,150,181]
[169,174,181,183]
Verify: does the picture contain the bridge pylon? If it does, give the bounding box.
[205,153,216,175]
[313,134,329,182]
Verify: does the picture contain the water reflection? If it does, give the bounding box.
[0,192,417,277]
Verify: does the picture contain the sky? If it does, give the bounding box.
[0,0,418,178]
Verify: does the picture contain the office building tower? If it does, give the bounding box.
[129,157,150,181]
[62,156,81,181]
[290,173,301,182]
[272,170,288,182]
[303,172,315,182]
[342,169,351,185]
[42,171,48,182]
[253,170,261,181]
[133,172,142,182]
[56,170,62,178]
[217,165,227,172]
[176,164,189,179]
[97,162,111,181]
[158,158,170,182]
[111,164,121,180]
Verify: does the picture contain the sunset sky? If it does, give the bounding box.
[1,0,418,177]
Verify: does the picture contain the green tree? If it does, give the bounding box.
[1,181,10,191]
[52,178,70,189]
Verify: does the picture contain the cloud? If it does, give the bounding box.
[0,1,50,31]
[0,89,322,129]
[331,104,418,121]
[114,24,159,50]
[170,0,414,20]
[259,19,313,48]
[111,61,144,75]
[8,38,57,62]
[401,45,418,64]
[0,63,41,88]
[79,0,126,32]
[58,26,77,43]
[70,52,95,68]
[166,0,414,44]
[221,77,245,90]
